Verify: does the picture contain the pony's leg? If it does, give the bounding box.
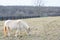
[15,30,19,37]
[7,30,10,36]
[4,26,10,37]
[7,27,10,37]
[26,28,31,35]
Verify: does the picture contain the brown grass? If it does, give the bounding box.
[0,16,60,40]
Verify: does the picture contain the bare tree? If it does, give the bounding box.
[34,0,44,6]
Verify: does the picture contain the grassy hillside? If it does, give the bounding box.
[0,16,60,40]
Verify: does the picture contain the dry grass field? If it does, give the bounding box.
[0,16,60,40]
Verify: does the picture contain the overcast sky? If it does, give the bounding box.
[0,0,60,6]
[44,0,60,6]
[0,0,35,6]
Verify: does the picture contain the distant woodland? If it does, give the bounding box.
[0,6,60,20]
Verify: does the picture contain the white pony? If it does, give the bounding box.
[3,20,30,37]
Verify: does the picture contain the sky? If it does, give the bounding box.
[0,0,35,6]
[0,0,60,6]
[44,0,60,6]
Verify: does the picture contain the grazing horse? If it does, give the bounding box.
[3,20,30,37]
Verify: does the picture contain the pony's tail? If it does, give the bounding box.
[4,25,7,37]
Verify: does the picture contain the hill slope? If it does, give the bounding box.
[0,16,60,40]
